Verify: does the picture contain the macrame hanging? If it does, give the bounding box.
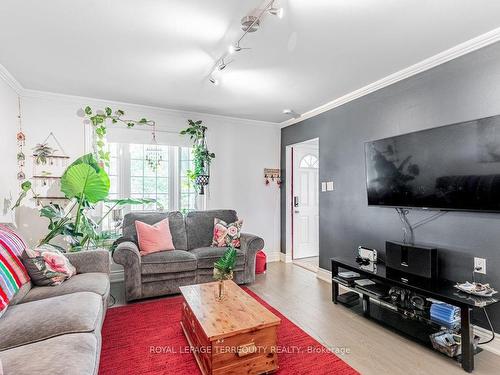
[16,96,26,181]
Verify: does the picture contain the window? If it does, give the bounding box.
[105,143,197,217]
[299,154,319,169]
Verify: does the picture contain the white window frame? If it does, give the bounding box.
[110,143,198,214]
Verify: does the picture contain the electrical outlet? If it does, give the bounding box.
[474,257,486,274]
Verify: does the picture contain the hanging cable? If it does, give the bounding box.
[478,307,496,345]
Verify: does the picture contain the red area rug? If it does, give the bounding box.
[99,289,358,374]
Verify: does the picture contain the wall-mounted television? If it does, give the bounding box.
[364,115,500,212]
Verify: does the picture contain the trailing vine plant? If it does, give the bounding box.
[83,106,155,166]
[180,120,215,193]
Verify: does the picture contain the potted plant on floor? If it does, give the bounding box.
[213,246,237,301]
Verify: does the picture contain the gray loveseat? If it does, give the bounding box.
[0,227,110,375]
[113,209,264,302]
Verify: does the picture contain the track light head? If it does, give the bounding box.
[218,58,232,71]
[268,7,283,19]
[209,76,219,85]
[229,44,243,54]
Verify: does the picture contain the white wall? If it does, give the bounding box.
[14,91,281,257]
[0,74,19,223]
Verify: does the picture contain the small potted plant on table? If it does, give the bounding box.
[213,246,237,301]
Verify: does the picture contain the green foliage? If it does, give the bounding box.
[83,106,155,166]
[214,246,237,280]
[179,119,215,192]
[34,154,155,250]
[12,181,33,209]
[32,143,55,165]
[61,154,110,204]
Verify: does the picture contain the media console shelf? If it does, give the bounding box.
[331,257,499,373]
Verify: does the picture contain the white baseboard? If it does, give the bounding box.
[266,251,281,263]
[474,325,500,356]
[315,268,500,356]
[280,252,292,263]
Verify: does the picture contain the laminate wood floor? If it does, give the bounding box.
[110,262,500,374]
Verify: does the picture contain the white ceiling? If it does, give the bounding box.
[1,0,500,123]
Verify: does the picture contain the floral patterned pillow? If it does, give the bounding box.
[21,245,76,286]
[212,218,243,248]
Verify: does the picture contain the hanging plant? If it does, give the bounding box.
[180,120,215,194]
[83,106,155,166]
[33,142,56,165]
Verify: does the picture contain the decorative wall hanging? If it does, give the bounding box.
[264,168,281,187]
[31,132,70,204]
[16,97,26,180]
[180,120,215,195]
[145,122,164,171]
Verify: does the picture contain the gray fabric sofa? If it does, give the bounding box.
[113,209,264,302]
[0,232,110,375]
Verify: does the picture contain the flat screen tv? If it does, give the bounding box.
[365,115,500,212]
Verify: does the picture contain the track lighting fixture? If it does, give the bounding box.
[208,0,283,85]
[228,43,250,54]
[268,7,284,18]
[218,58,230,70]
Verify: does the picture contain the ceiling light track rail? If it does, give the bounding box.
[209,0,283,85]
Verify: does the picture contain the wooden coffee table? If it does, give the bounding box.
[179,280,281,375]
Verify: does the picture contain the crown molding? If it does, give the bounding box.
[0,63,23,94]
[21,88,277,128]
[0,64,275,128]
[281,27,500,128]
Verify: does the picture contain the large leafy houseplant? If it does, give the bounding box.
[13,106,158,250]
[37,154,154,250]
[180,120,215,194]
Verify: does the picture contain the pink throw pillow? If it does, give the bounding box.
[135,219,175,256]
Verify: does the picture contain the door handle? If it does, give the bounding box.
[294,196,299,207]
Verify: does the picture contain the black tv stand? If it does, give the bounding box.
[331,257,499,373]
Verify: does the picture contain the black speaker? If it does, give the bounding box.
[385,241,438,279]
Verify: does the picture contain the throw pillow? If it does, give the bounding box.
[212,218,243,248]
[135,219,175,256]
[21,245,76,286]
[0,224,31,316]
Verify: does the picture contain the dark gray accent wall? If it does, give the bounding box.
[281,42,500,329]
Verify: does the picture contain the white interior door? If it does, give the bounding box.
[292,143,319,259]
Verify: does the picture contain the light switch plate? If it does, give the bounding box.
[321,182,327,192]
[326,181,334,191]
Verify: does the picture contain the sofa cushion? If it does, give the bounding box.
[20,272,109,304]
[21,245,76,286]
[0,292,102,351]
[0,332,99,375]
[141,250,197,274]
[7,281,32,306]
[186,210,238,249]
[0,224,31,316]
[136,218,175,255]
[190,246,245,269]
[212,218,243,248]
[122,211,187,250]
